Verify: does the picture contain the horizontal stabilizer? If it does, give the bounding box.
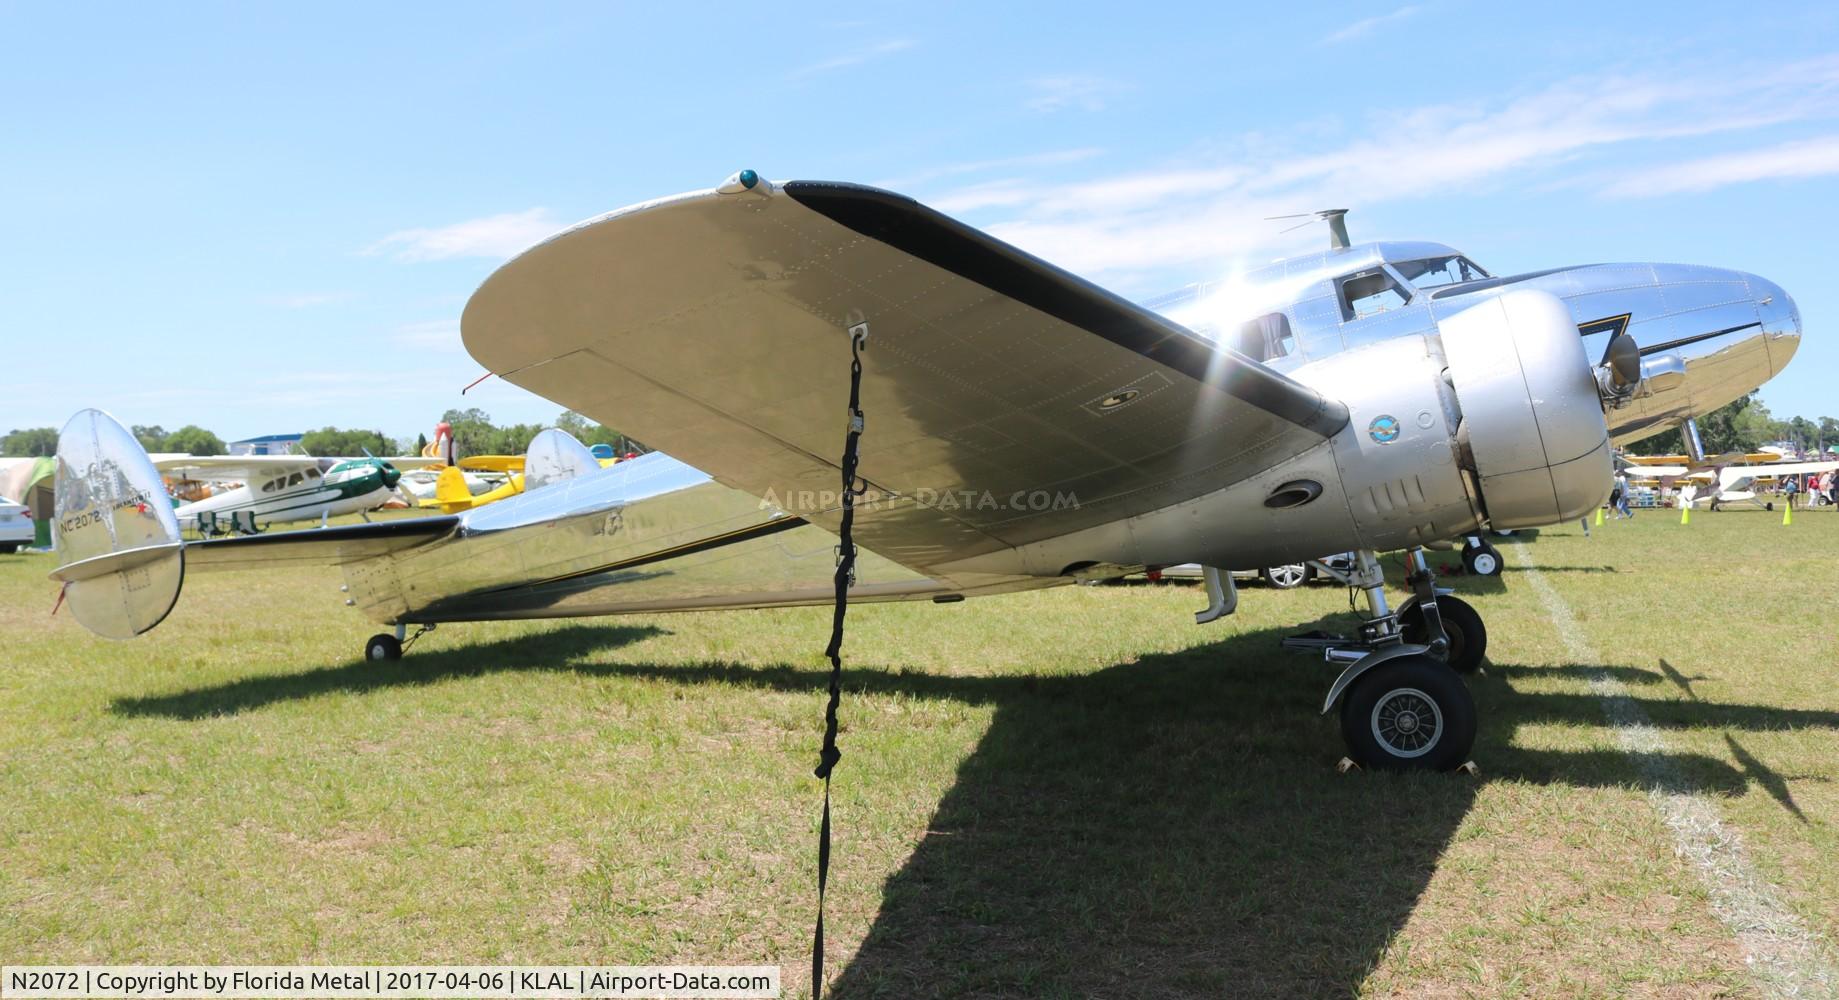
[48,541,183,584]
[183,515,459,571]
[51,409,463,641]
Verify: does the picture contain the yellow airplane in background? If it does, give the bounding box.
[1621,452,1780,467]
[418,451,622,513]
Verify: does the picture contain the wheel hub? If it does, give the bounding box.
[1372,687,1442,758]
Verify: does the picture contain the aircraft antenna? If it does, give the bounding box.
[1268,209,1352,249]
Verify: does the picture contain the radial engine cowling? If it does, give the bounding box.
[1439,289,1612,529]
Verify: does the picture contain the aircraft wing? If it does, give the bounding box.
[462,178,1349,573]
[151,454,319,481]
[381,456,447,471]
[458,455,525,473]
[1718,460,1839,488]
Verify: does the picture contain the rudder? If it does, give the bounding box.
[48,410,185,639]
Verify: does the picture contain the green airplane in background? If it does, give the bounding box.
[152,452,441,533]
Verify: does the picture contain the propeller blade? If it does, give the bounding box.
[1601,333,1641,389]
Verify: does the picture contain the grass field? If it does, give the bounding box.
[2,509,1836,997]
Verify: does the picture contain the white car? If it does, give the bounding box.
[0,495,35,553]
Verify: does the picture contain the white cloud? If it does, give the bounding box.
[925,57,1839,283]
[875,148,1104,190]
[393,320,460,349]
[1602,135,1839,197]
[1322,4,1422,45]
[929,180,1040,215]
[266,291,352,309]
[364,208,562,262]
[788,39,915,80]
[1025,76,1123,113]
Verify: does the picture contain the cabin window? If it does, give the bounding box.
[1236,313,1295,361]
[1394,255,1489,289]
[306,468,320,479]
[287,472,303,487]
[1339,268,1410,320]
[262,478,278,494]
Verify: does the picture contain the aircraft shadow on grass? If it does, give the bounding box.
[112,619,1836,998]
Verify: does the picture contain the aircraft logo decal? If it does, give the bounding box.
[1369,415,1401,443]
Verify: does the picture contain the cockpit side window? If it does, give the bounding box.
[1236,313,1295,361]
[1338,268,1410,321]
[1394,255,1489,289]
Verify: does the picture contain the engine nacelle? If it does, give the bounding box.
[931,291,1615,578]
[1438,289,1612,528]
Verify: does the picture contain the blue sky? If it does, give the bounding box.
[5,2,1838,445]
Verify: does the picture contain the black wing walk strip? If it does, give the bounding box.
[782,181,1350,438]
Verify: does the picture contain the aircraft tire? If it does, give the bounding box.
[1340,655,1476,772]
[1400,595,1487,674]
[365,633,403,662]
[1259,563,1312,589]
[1462,543,1502,577]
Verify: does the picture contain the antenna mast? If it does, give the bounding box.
[1268,209,1353,249]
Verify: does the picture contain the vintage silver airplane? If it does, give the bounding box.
[49,173,1801,769]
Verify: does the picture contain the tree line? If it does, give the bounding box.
[1,411,643,459]
[434,409,647,459]
[6,399,1828,460]
[1626,394,1838,456]
[0,424,230,457]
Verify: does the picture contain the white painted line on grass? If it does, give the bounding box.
[1508,541,1836,998]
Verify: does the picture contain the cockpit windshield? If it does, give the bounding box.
[1393,255,1489,289]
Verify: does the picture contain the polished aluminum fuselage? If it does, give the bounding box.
[1154,242,1800,445]
[345,453,1037,626]
[348,241,1801,627]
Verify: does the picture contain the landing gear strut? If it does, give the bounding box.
[1283,548,1483,770]
[1461,535,1502,576]
[364,623,434,662]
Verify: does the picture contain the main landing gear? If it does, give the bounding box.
[1281,548,1485,771]
[364,623,435,662]
[1461,535,1502,576]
